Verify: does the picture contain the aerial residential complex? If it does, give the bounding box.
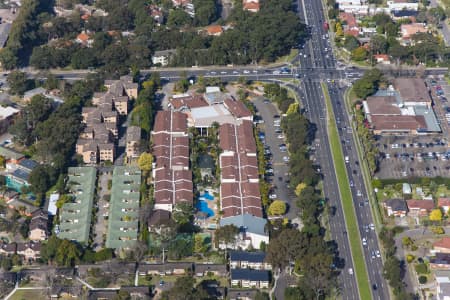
[152,111,193,212]
[152,88,268,249]
[76,76,138,164]
[58,167,97,244]
[105,166,141,249]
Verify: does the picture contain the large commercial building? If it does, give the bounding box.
[363,78,440,135]
[106,166,141,249]
[58,167,96,244]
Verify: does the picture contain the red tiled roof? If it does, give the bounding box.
[153,111,187,133]
[206,25,223,35]
[434,237,450,249]
[170,95,209,110]
[224,98,253,119]
[438,198,450,207]
[406,199,435,210]
[243,1,260,11]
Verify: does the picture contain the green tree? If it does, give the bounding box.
[268,200,287,215]
[7,71,30,96]
[266,228,305,269]
[137,152,153,173]
[56,239,81,267]
[172,202,194,225]
[161,276,208,300]
[344,35,360,51]
[351,46,368,61]
[215,224,239,248]
[370,35,387,54]
[167,9,192,27]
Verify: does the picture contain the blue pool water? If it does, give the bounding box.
[196,200,215,218]
[199,191,214,201]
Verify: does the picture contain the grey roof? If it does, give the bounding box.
[197,154,215,169]
[18,159,38,171]
[105,166,141,249]
[0,23,11,48]
[414,105,441,132]
[392,10,418,17]
[11,169,30,181]
[228,289,259,300]
[439,282,450,298]
[219,214,268,236]
[230,269,270,281]
[229,251,266,263]
[385,198,408,212]
[153,49,176,56]
[23,87,46,99]
[0,146,23,160]
[58,167,96,244]
[126,126,141,141]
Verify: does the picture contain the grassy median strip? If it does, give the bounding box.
[321,83,372,300]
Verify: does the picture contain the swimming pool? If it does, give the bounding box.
[199,191,214,201]
[196,200,215,218]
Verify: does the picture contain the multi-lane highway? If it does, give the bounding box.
[295,0,391,298]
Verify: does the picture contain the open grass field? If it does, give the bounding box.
[10,289,47,300]
[322,83,372,300]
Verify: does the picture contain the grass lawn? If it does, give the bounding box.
[10,289,47,300]
[322,83,372,300]
[273,49,299,65]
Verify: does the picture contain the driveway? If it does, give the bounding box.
[252,97,298,220]
[93,170,112,250]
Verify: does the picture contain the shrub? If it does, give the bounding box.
[418,275,427,284]
[432,226,445,234]
[415,263,428,274]
[406,254,415,263]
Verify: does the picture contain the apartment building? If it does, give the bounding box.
[126,126,142,159]
[76,76,136,164]
[58,167,96,244]
[152,111,193,212]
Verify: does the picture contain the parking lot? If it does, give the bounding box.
[374,75,450,179]
[252,97,298,220]
[376,137,450,178]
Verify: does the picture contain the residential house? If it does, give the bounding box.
[0,146,24,166]
[373,54,391,64]
[229,251,271,270]
[438,198,450,214]
[125,126,141,159]
[433,237,450,254]
[387,0,418,11]
[219,214,269,250]
[206,25,223,36]
[400,23,427,45]
[23,87,46,102]
[228,289,259,300]
[430,253,450,270]
[120,286,151,299]
[6,198,38,216]
[152,50,176,66]
[406,199,435,217]
[194,264,227,277]
[230,269,270,289]
[6,159,38,192]
[0,243,16,256]
[29,209,48,241]
[391,9,418,20]
[138,262,193,276]
[75,31,93,47]
[383,199,408,217]
[147,209,172,233]
[169,93,209,111]
[17,241,41,260]
[0,106,19,135]
[243,0,259,12]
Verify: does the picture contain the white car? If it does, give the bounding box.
[283,156,290,162]
[375,250,381,258]
[348,268,353,275]
[357,190,362,197]
[362,238,367,246]
[269,193,277,199]
[232,71,239,74]
[277,134,285,139]
[243,70,250,74]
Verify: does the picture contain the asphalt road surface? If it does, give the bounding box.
[296,0,390,298]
